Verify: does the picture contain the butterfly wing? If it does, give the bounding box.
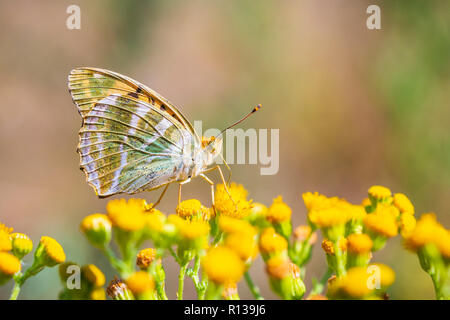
[78,94,195,197]
[68,67,200,142]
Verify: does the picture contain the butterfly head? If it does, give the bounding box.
[200,136,223,166]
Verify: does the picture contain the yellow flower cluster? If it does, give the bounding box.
[304,192,366,228]
[62,182,446,300]
[0,221,66,298]
[404,213,450,259]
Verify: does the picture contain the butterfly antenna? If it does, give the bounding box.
[217,104,262,137]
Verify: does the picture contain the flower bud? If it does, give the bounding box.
[33,236,66,272]
[82,264,105,287]
[80,214,112,248]
[136,248,157,270]
[11,233,33,259]
[266,257,305,300]
[107,278,133,300]
[222,283,239,300]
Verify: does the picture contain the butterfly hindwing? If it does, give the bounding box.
[79,94,194,197]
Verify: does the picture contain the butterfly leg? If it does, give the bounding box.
[219,153,232,185]
[199,173,215,208]
[146,184,169,211]
[178,178,191,205]
[202,165,237,207]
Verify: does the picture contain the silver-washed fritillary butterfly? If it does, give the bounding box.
[68,67,260,207]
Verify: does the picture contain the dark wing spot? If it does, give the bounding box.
[160,105,166,111]
[128,92,139,99]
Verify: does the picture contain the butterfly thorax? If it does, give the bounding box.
[184,136,223,180]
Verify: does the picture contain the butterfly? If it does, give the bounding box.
[68,67,260,207]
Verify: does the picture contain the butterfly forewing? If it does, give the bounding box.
[78,94,195,197]
[68,67,199,142]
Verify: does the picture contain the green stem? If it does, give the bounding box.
[187,255,207,300]
[9,281,22,300]
[177,262,189,300]
[169,247,181,264]
[102,246,131,278]
[153,263,168,300]
[333,241,346,278]
[310,268,332,296]
[9,263,45,300]
[244,271,264,300]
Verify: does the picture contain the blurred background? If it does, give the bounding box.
[0,0,449,299]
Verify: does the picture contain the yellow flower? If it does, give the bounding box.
[399,213,416,238]
[321,238,348,255]
[330,264,395,298]
[144,210,166,232]
[307,294,328,300]
[11,233,33,259]
[80,213,112,247]
[259,227,288,254]
[225,232,258,262]
[361,198,371,207]
[107,198,146,231]
[266,196,292,222]
[218,216,257,236]
[90,287,106,300]
[374,203,400,219]
[266,256,290,279]
[302,192,331,211]
[371,263,396,287]
[214,183,252,218]
[37,236,66,266]
[309,207,349,228]
[347,233,373,254]
[126,271,155,297]
[250,202,268,217]
[202,246,245,284]
[0,222,13,234]
[178,219,210,240]
[363,212,398,238]
[0,252,21,276]
[393,193,414,214]
[176,199,202,219]
[368,185,392,200]
[345,204,367,221]
[136,248,157,269]
[404,213,450,258]
[0,230,12,252]
[82,264,105,287]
